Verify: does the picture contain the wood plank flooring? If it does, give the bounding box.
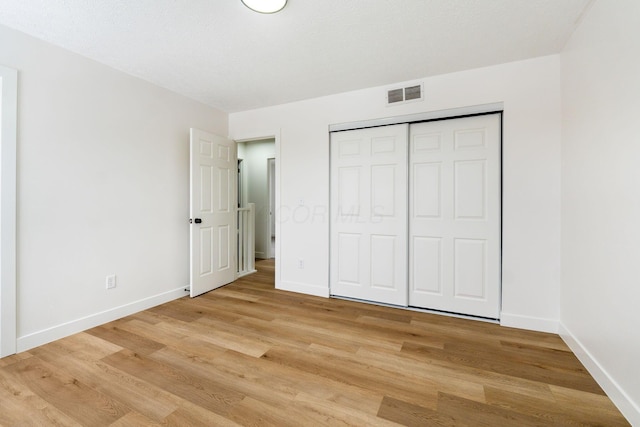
[0,259,629,426]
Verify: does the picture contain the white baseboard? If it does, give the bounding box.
[16,286,189,353]
[500,312,559,333]
[255,251,266,259]
[559,323,639,425]
[237,269,258,279]
[276,280,329,298]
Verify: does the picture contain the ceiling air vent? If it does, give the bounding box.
[386,83,423,105]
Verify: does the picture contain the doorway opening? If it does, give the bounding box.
[236,138,276,262]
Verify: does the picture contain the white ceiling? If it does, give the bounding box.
[0,0,592,113]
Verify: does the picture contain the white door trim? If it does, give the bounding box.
[267,157,275,259]
[1,65,18,357]
[329,102,504,132]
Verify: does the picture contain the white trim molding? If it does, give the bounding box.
[17,287,189,352]
[277,280,329,298]
[559,323,639,425]
[0,65,18,357]
[329,102,504,132]
[500,312,559,334]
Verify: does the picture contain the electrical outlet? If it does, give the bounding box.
[106,275,117,290]
[297,259,304,269]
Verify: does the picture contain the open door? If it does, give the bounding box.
[189,128,237,297]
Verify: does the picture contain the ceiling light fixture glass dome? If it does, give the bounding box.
[241,0,287,14]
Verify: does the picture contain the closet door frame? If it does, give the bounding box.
[329,103,503,320]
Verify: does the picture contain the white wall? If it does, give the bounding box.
[560,0,640,422]
[241,139,275,258]
[0,64,18,356]
[0,24,227,351]
[230,55,563,331]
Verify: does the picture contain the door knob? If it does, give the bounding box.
[190,218,202,224]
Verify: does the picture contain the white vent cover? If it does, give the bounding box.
[386,84,423,105]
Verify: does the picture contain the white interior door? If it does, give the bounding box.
[409,114,501,318]
[330,124,408,306]
[190,129,237,297]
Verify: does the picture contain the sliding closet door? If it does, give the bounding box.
[330,124,408,306]
[409,114,501,318]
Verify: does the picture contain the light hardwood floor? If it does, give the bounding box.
[0,259,630,426]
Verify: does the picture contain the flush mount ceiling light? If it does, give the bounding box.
[241,0,287,14]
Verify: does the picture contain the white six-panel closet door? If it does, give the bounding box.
[409,114,501,318]
[330,124,409,306]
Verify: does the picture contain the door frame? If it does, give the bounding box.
[328,102,504,320]
[237,159,244,208]
[1,65,18,357]
[267,157,276,259]
[232,131,280,280]
[329,102,504,132]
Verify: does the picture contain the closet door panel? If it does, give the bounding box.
[410,114,501,318]
[412,236,443,295]
[413,162,442,218]
[330,124,408,306]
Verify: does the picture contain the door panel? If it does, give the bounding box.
[217,225,230,269]
[413,162,442,218]
[200,165,213,212]
[337,233,361,284]
[409,114,501,318]
[371,165,396,216]
[190,129,237,297]
[330,124,408,306]
[412,236,442,295]
[371,235,397,289]
[454,238,487,299]
[199,227,214,275]
[338,166,362,215]
[454,160,486,219]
